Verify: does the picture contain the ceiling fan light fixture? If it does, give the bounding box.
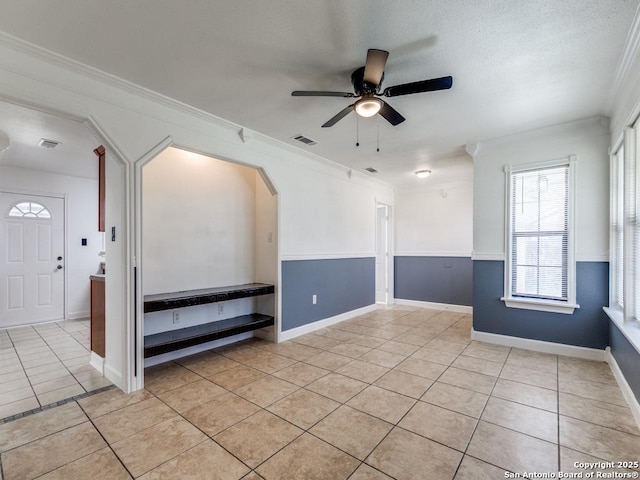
[415,169,431,179]
[354,97,382,118]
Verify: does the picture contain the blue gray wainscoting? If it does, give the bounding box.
[394,256,473,306]
[281,257,375,331]
[610,322,640,403]
[473,261,609,349]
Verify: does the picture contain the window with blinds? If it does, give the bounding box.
[510,165,569,301]
[628,126,640,323]
[612,147,624,309]
[611,124,640,326]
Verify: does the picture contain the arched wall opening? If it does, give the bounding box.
[137,145,278,377]
[0,96,131,393]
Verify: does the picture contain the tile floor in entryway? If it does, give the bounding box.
[0,318,112,420]
[1,306,639,479]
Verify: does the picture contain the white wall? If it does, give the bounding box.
[473,117,610,261]
[0,165,102,318]
[104,152,126,385]
[143,148,256,294]
[254,170,278,321]
[254,170,277,285]
[0,35,394,391]
[395,176,473,257]
[276,162,393,259]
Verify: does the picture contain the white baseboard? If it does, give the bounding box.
[606,347,640,429]
[254,326,275,343]
[67,311,90,320]
[471,328,606,361]
[89,351,105,375]
[143,332,253,367]
[104,362,123,389]
[394,299,473,315]
[279,304,378,342]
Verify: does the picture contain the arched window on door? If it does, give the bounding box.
[7,201,52,219]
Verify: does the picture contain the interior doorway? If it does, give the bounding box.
[0,192,65,327]
[0,98,131,400]
[376,202,391,304]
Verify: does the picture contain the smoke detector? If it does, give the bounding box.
[38,138,62,149]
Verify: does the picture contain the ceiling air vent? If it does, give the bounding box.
[365,167,378,173]
[38,138,61,149]
[292,134,316,146]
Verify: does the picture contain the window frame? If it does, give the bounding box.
[610,144,625,312]
[6,200,53,220]
[501,156,579,314]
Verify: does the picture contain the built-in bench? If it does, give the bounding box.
[143,283,275,358]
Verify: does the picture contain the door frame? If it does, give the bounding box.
[375,201,394,304]
[0,187,68,324]
[0,94,133,392]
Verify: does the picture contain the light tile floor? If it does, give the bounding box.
[0,318,112,420]
[1,306,639,479]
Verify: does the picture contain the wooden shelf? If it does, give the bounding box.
[144,283,275,313]
[144,313,274,358]
[143,282,275,357]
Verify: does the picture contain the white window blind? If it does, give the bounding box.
[612,147,624,309]
[510,165,569,301]
[631,126,640,322]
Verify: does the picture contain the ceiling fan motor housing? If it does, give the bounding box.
[351,66,383,95]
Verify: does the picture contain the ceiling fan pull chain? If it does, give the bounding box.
[356,116,360,147]
[377,115,380,152]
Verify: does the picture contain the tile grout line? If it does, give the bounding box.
[75,397,137,479]
[2,325,40,413]
[152,308,420,479]
[453,344,514,477]
[0,384,116,424]
[2,308,634,479]
[349,315,474,479]
[7,320,93,411]
[31,321,93,392]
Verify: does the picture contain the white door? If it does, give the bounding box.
[376,203,389,304]
[0,192,65,327]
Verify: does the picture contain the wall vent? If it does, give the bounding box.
[365,167,378,173]
[38,138,61,149]
[292,134,317,146]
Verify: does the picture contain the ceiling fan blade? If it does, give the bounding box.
[322,104,355,127]
[292,91,355,97]
[383,76,453,97]
[378,101,406,126]
[363,49,389,86]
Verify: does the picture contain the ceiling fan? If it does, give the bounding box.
[292,49,453,128]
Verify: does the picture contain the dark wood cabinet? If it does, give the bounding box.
[90,275,105,357]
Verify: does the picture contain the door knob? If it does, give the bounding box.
[57,265,63,270]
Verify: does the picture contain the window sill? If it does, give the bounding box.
[500,297,579,314]
[603,307,640,356]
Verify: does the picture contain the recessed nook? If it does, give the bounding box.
[140,146,278,367]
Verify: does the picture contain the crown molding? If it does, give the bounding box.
[607,2,640,112]
[0,30,394,191]
[475,115,610,152]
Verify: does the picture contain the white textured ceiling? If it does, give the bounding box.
[0,0,636,185]
[0,101,100,179]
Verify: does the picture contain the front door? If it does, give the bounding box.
[0,192,65,327]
